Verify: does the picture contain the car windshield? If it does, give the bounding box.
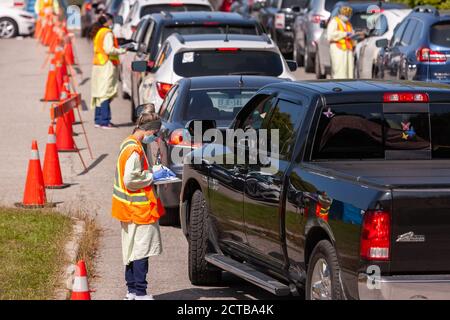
[161,24,260,43]
[430,22,450,48]
[139,4,212,17]
[311,103,450,160]
[182,89,256,125]
[173,50,283,77]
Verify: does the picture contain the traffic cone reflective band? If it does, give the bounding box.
[64,39,75,66]
[17,140,47,208]
[62,76,75,124]
[41,59,60,102]
[43,125,69,189]
[71,260,91,300]
[56,111,77,152]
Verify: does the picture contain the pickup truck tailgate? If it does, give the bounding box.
[391,188,450,273]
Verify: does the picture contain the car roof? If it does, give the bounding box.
[263,80,450,104]
[136,0,210,5]
[333,1,408,12]
[150,11,258,25]
[166,34,274,49]
[181,76,288,90]
[408,6,450,22]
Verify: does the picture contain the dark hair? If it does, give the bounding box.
[133,113,161,133]
[89,13,114,39]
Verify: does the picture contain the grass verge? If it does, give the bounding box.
[0,207,72,300]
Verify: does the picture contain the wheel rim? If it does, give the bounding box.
[0,20,15,38]
[310,258,332,300]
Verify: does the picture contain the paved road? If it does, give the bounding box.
[0,36,313,300]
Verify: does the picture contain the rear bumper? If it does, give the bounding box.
[358,273,450,300]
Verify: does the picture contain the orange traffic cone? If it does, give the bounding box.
[64,38,75,66]
[61,76,75,124]
[71,261,91,300]
[55,48,67,94]
[43,125,69,189]
[15,141,52,208]
[41,58,60,102]
[56,111,77,152]
[43,20,53,46]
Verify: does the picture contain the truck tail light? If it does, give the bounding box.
[360,210,390,261]
[169,2,184,6]
[383,92,429,103]
[216,47,240,52]
[416,47,447,63]
[275,13,285,29]
[310,14,324,24]
[169,129,201,148]
[156,82,172,99]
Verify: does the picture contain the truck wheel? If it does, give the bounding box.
[306,240,343,300]
[159,208,180,226]
[188,190,222,285]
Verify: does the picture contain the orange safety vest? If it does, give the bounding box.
[112,136,165,224]
[334,17,353,51]
[93,27,120,66]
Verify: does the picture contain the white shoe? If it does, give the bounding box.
[135,294,154,300]
[123,292,136,300]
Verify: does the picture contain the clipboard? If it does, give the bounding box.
[153,177,182,185]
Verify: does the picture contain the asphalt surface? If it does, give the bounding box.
[0,36,314,300]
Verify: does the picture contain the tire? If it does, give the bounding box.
[304,48,314,73]
[0,18,18,39]
[293,41,304,67]
[159,207,180,226]
[315,51,326,79]
[188,190,222,285]
[306,240,344,300]
[131,94,137,123]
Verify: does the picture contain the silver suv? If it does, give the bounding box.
[292,0,339,72]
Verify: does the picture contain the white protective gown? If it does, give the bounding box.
[327,17,355,79]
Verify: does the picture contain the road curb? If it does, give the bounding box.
[55,217,86,300]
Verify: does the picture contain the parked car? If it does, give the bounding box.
[253,0,308,57]
[153,75,287,225]
[133,33,297,112]
[120,11,266,121]
[315,1,407,79]
[112,0,135,40]
[354,8,410,79]
[180,79,450,299]
[375,6,450,84]
[105,0,123,16]
[0,1,35,38]
[116,0,213,41]
[293,0,340,72]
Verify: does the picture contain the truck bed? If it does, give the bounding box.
[310,160,450,189]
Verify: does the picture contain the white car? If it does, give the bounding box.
[134,33,297,111]
[118,0,213,41]
[355,9,411,79]
[0,0,35,38]
[112,0,136,40]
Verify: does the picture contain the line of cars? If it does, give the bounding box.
[0,0,35,38]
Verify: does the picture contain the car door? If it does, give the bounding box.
[385,18,410,80]
[242,97,307,269]
[208,94,277,250]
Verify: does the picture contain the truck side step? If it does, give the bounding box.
[205,254,291,296]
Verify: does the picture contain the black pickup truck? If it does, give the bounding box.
[179,80,450,300]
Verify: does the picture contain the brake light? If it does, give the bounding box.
[169,129,201,148]
[156,82,172,99]
[216,48,240,52]
[203,22,219,26]
[310,14,324,24]
[360,210,390,261]
[383,92,429,103]
[275,13,285,29]
[13,1,24,7]
[147,60,155,68]
[85,3,92,10]
[169,2,184,6]
[417,47,447,63]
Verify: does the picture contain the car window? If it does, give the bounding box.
[154,43,171,70]
[161,86,179,121]
[369,13,388,36]
[239,95,275,131]
[140,4,211,17]
[173,50,284,77]
[400,19,417,46]
[267,99,305,160]
[159,85,177,120]
[391,19,408,46]
[142,19,156,53]
[430,22,450,47]
[138,20,153,52]
[131,20,144,42]
[410,20,423,45]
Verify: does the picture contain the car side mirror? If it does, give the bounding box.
[286,60,298,72]
[114,15,123,26]
[132,60,148,72]
[375,38,388,48]
[185,119,217,143]
[320,20,327,29]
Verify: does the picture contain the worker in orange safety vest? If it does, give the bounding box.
[326,6,364,79]
[112,112,167,300]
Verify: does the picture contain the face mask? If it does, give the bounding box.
[142,134,157,144]
[339,15,349,22]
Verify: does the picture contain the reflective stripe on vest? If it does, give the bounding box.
[334,17,353,51]
[93,28,120,66]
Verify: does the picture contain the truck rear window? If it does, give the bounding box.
[173,50,283,77]
[140,4,211,17]
[311,103,450,160]
[430,22,450,47]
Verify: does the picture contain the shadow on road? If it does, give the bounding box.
[78,153,108,175]
[79,77,90,86]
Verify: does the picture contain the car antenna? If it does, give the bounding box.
[225,24,229,42]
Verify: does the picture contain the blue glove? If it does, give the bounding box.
[152,168,168,180]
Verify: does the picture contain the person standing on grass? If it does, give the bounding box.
[112,113,168,300]
[90,13,126,129]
